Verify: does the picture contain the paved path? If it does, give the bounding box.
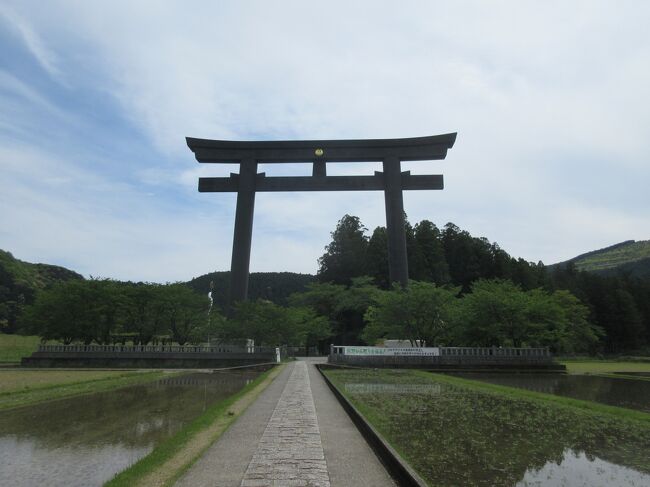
[175,360,394,487]
[240,362,329,486]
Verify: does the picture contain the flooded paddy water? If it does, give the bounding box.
[0,368,261,487]
[449,372,650,413]
[326,369,650,487]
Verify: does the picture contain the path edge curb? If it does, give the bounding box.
[316,364,428,487]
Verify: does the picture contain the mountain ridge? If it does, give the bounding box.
[550,240,650,278]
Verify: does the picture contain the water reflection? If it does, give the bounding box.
[518,449,649,487]
[450,373,650,413]
[0,369,261,487]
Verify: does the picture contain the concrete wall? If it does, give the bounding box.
[22,349,278,368]
[328,355,564,370]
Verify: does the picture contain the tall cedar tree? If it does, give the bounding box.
[317,215,369,285]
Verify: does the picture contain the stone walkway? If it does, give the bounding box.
[240,362,329,487]
[175,360,394,487]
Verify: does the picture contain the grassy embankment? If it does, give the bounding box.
[324,368,650,486]
[0,369,171,410]
[0,333,40,363]
[106,363,285,487]
[560,360,650,380]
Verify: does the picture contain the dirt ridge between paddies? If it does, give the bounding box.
[105,363,285,487]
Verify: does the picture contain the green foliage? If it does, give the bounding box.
[159,284,211,345]
[121,283,166,345]
[215,300,331,348]
[0,249,82,333]
[20,280,215,346]
[411,220,450,284]
[551,264,650,353]
[365,227,389,288]
[317,216,546,293]
[186,270,315,311]
[314,214,650,353]
[457,279,602,353]
[20,279,108,344]
[317,214,369,285]
[290,278,378,345]
[363,281,459,346]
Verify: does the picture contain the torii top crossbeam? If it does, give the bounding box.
[188,133,457,304]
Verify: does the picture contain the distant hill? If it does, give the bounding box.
[550,240,650,278]
[0,250,83,332]
[186,271,316,310]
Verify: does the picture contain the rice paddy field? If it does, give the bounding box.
[324,368,650,486]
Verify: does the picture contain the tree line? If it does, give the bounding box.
[18,279,331,350]
[11,214,650,355]
[316,215,650,354]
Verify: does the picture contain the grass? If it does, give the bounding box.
[0,369,171,410]
[0,333,41,362]
[572,240,650,271]
[561,360,650,375]
[325,368,650,486]
[105,364,284,487]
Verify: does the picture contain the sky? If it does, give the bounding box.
[1,1,649,282]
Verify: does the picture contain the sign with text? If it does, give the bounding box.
[341,346,440,356]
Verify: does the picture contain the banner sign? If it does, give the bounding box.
[342,346,440,356]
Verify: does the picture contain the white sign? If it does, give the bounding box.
[342,346,440,356]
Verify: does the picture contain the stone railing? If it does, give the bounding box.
[37,344,279,354]
[439,346,550,357]
[330,345,550,358]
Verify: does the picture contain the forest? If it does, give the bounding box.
[4,215,650,355]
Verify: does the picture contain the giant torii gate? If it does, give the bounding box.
[187,133,456,304]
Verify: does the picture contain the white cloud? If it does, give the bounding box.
[0,0,649,279]
[0,5,63,80]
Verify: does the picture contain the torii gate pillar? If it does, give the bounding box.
[231,160,257,303]
[187,133,456,304]
[383,156,409,287]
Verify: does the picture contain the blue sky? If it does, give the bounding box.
[1,1,649,282]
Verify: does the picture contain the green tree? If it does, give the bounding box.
[20,279,122,344]
[413,220,450,285]
[526,288,603,353]
[363,281,459,346]
[457,279,602,352]
[159,284,211,345]
[228,300,299,346]
[318,214,369,285]
[84,279,124,345]
[457,279,534,347]
[289,278,379,345]
[365,226,389,288]
[603,289,644,352]
[122,283,167,345]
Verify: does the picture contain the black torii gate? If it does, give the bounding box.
[187,133,456,304]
